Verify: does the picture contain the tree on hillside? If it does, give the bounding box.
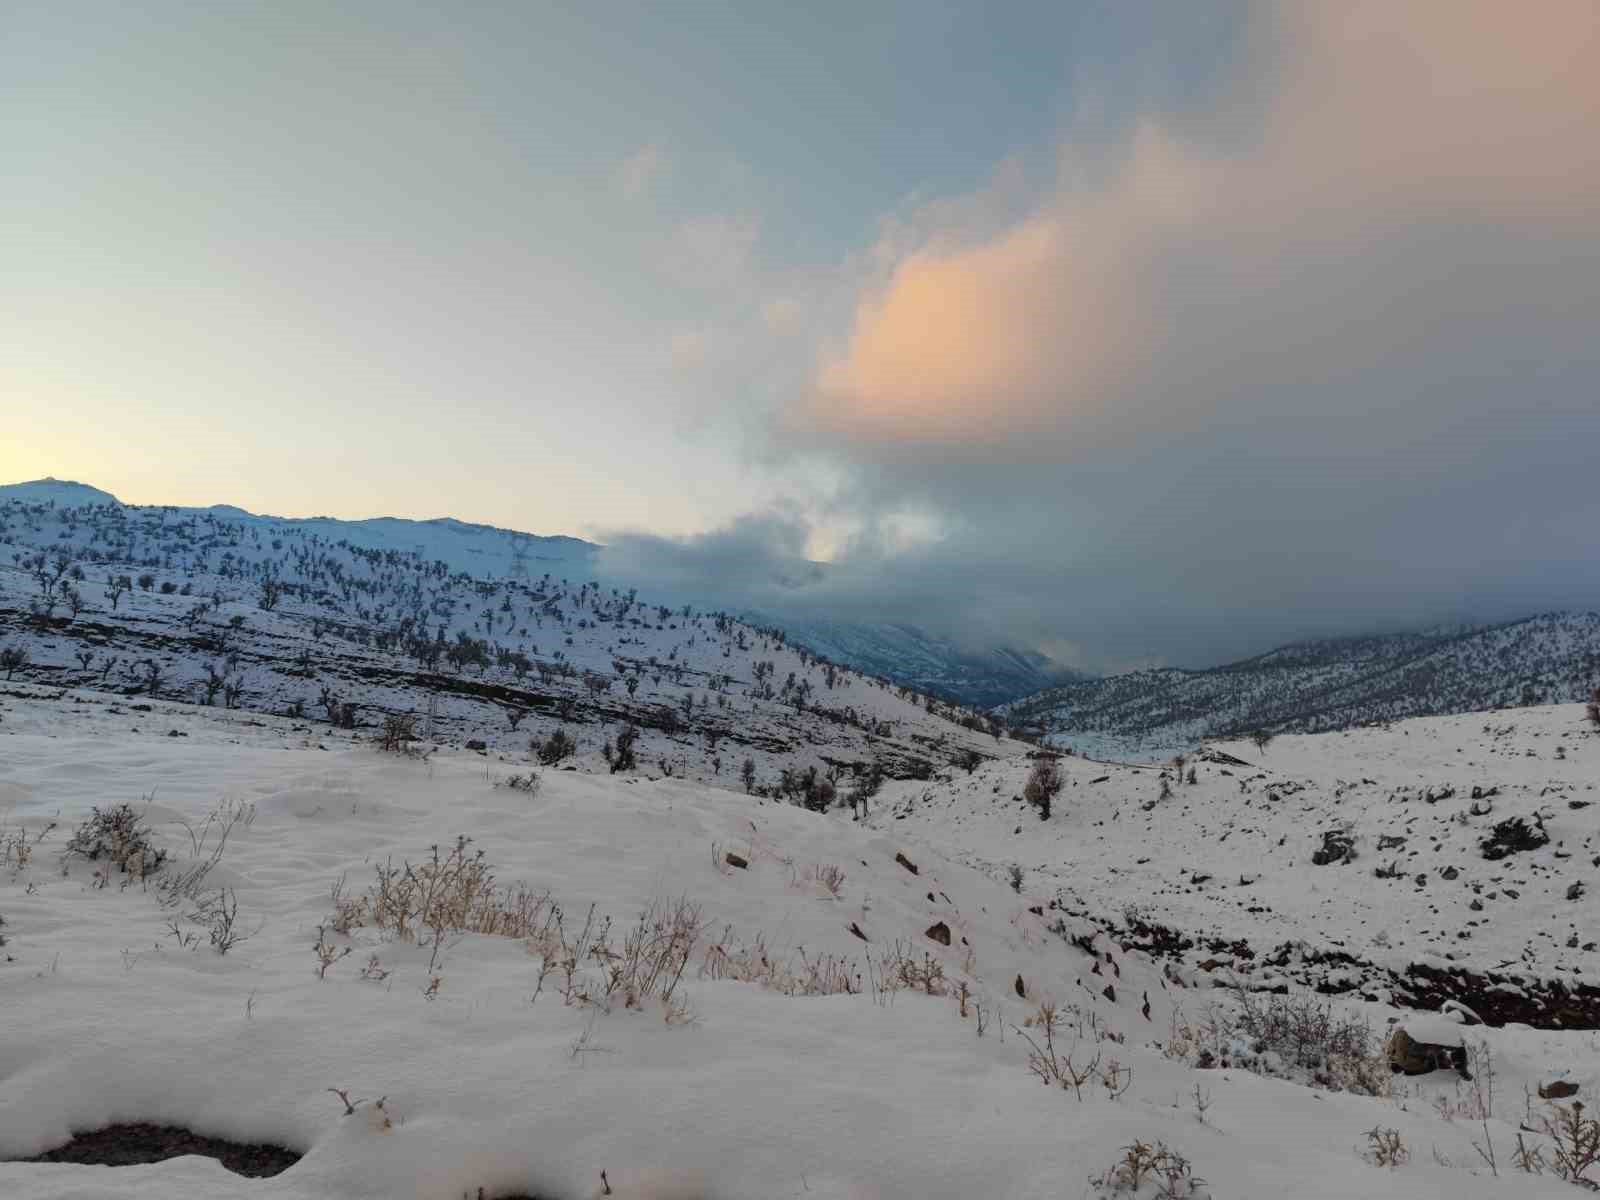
[1024,755,1062,820]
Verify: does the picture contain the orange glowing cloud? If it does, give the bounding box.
[801,1,1600,453]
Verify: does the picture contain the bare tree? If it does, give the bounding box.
[104,574,132,610]
[0,645,28,681]
[1023,755,1062,820]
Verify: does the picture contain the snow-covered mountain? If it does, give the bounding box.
[1005,615,1600,759]
[1,481,1019,794]
[750,613,1075,709]
[0,480,1057,705]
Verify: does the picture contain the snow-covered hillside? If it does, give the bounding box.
[3,691,1596,1197]
[0,480,1060,707]
[874,701,1600,1028]
[1,486,1019,798]
[1006,617,1600,759]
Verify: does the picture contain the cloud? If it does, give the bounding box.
[801,2,1599,455]
[685,2,1600,670]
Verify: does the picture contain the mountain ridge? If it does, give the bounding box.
[1005,612,1600,757]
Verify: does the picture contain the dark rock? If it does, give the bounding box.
[1312,829,1356,866]
[925,921,951,946]
[724,852,748,870]
[465,739,488,752]
[895,852,919,875]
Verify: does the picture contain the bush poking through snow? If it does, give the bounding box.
[1516,1099,1600,1185]
[495,771,542,796]
[1364,1126,1408,1168]
[810,863,846,897]
[63,803,168,883]
[1016,1001,1131,1100]
[336,838,556,968]
[534,727,575,765]
[1165,992,1388,1097]
[2,819,54,870]
[377,712,419,753]
[1094,1140,1208,1197]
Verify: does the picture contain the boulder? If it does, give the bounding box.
[1385,1026,1470,1078]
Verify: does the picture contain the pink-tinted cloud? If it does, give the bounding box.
[799,1,1600,454]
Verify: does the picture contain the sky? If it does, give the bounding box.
[4,1,1598,671]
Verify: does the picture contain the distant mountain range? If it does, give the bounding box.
[754,616,1076,709]
[1004,613,1600,758]
[0,478,1063,705]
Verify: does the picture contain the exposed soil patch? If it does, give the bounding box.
[1074,908,1600,1030]
[18,1123,301,1177]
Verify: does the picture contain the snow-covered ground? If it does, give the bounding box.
[874,704,1600,1021]
[3,689,1596,1197]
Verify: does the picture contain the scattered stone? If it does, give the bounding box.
[1539,1080,1580,1100]
[925,921,951,946]
[1567,881,1586,901]
[1312,829,1356,866]
[465,739,487,752]
[724,852,748,870]
[1014,974,1026,998]
[895,852,919,875]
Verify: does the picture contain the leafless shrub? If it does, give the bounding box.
[1365,1126,1409,1168]
[378,712,419,753]
[810,862,846,897]
[1095,1140,1207,1197]
[340,837,555,975]
[534,727,575,765]
[63,803,168,883]
[190,886,253,955]
[1014,1001,1130,1100]
[1520,1099,1600,1185]
[314,924,352,979]
[699,925,863,997]
[2,820,55,870]
[495,771,542,796]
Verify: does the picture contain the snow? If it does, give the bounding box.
[2,690,1594,1197]
[873,705,1600,993]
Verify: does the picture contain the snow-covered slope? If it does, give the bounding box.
[2,691,1593,1197]
[1,482,1057,706]
[1006,616,1600,759]
[1,491,1018,796]
[874,702,1600,1027]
